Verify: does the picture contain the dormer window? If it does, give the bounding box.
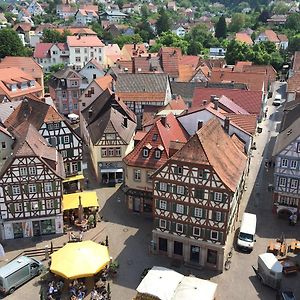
[143,148,149,158]
[155,149,161,159]
[152,134,158,141]
[29,80,35,87]
[11,84,17,92]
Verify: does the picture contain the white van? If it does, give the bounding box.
[273,94,282,106]
[237,213,257,251]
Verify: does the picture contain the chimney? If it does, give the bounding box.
[133,43,137,50]
[224,117,230,133]
[123,116,128,128]
[197,121,203,130]
[213,97,219,110]
[210,95,216,102]
[202,99,207,105]
[161,116,166,127]
[88,108,93,118]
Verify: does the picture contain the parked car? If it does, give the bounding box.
[273,94,284,106]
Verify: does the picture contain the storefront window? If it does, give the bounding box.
[13,222,23,238]
[207,249,218,265]
[41,219,55,235]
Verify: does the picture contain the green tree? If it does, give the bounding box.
[215,15,227,39]
[113,34,143,49]
[285,13,300,32]
[91,21,104,38]
[225,40,249,64]
[0,29,29,58]
[156,8,171,35]
[42,29,71,43]
[288,35,300,53]
[187,40,203,55]
[229,13,246,32]
[272,1,289,15]
[257,10,271,23]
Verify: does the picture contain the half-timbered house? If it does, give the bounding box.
[81,89,136,183]
[4,98,83,178]
[152,118,247,270]
[123,113,189,214]
[0,124,14,171]
[0,122,65,240]
[272,103,300,216]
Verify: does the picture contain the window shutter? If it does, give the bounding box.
[37,183,42,193]
[222,212,226,223]
[190,206,194,216]
[77,162,81,172]
[10,204,15,214]
[61,136,65,144]
[171,222,176,232]
[38,201,43,210]
[212,211,216,221]
[156,200,159,209]
[203,171,208,180]
[7,186,12,196]
[184,205,188,215]
[24,184,29,194]
[167,184,171,192]
[206,229,210,240]
[54,199,58,209]
[210,191,214,201]
[26,202,31,211]
[155,182,159,190]
[69,134,73,143]
[204,209,208,218]
[219,232,224,243]
[184,187,188,196]
[172,185,176,193]
[172,203,176,212]
[52,182,56,192]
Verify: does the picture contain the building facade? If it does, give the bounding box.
[152,119,247,270]
[0,123,65,240]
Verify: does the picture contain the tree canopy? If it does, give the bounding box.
[42,29,72,43]
[156,8,171,35]
[0,29,31,58]
[215,15,227,39]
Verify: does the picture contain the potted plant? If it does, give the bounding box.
[109,260,119,277]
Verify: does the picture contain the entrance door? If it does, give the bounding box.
[158,238,167,252]
[133,198,140,212]
[32,221,41,236]
[190,245,200,263]
[207,249,218,265]
[174,241,183,256]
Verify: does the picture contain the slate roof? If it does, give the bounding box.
[123,113,189,169]
[81,89,136,145]
[168,118,247,192]
[192,88,263,116]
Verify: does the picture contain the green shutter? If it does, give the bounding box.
[52,182,56,191]
[156,199,159,209]
[206,229,210,240]
[77,162,81,172]
[171,222,176,232]
[184,187,188,196]
[61,136,65,144]
[54,199,58,209]
[38,201,43,210]
[172,203,176,212]
[69,134,73,143]
[212,211,216,221]
[210,192,214,201]
[190,206,194,216]
[26,202,31,211]
[7,186,12,196]
[9,203,15,214]
[184,205,188,215]
[154,218,159,228]
[155,182,159,190]
[24,184,28,195]
[37,183,42,193]
[203,171,208,180]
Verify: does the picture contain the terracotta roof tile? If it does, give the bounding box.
[264,29,280,43]
[170,118,247,192]
[287,72,300,93]
[123,113,189,169]
[67,35,104,47]
[235,32,253,45]
[34,43,68,59]
[223,113,257,135]
[159,47,182,78]
[94,75,113,90]
[292,51,300,72]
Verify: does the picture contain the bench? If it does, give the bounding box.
[283,266,298,275]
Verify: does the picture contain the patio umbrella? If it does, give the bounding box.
[50,241,110,279]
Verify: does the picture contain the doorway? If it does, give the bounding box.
[174,241,183,256]
[190,245,200,263]
[32,221,41,236]
[133,198,141,212]
[159,238,167,252]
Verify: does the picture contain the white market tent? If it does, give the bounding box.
[173,276,217,300]
[136,266,184,300]
[136,266,217,300]
[258,253,283,273]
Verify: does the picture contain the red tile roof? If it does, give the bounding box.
[123,113,189,169]
[235,32,253,45]
[94,75,113,90]
[264,29,280,43]
[192,88,263,116]
[67,35,104,47]
[159,47,182,78]
[169,118,247,192]
[223,113,257,135]
[33,43,68,59]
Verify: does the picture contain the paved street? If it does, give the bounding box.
[1,82,299,300]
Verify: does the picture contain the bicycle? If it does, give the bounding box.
[224,246,234,271]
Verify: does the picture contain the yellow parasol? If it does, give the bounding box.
[50,241,110,279]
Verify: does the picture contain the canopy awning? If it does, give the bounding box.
[62,191,99,211]
[100,168,123,173]
[63,174,84,183]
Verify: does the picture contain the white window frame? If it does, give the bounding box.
[281,158,288,168]
[147,171,152,183]
[44,182,52,193]
[214,192,222,202]
[115,148,121,157]
[14,203,23,213]
[143,148,149,158]
[46,200,54,209]
[176,204,184,214]
[53,123,60,129]
[159,182,167,191]
[12,185,20,195]
[28,166,36,175]
[290,160,297,170]
[176,166,183,175]
[297,143,300,153]
[155,149,161,159]
[64,135,70,143]
[28,184,36,194]
[193,227,201,237]
[31,201,39,211]
[159,219,167,229]
[20,167,27,176]
[101,148,107,157]
[177,185,185,195]
[215,211,222,222]
[210,230,219,241]
[134,169,141,181]
[72,162,78,172]
[61,150,67,158]
[176,223,183,233]
[279,177,286,187]
[194,207,203,218]
[291,179,298,189]
[108,148,114,156]
[159,200,167,210]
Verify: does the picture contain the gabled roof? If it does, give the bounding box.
[52,67,80,79]
[0,122,65,179]
[13,22,32,32]
[159,47,182,78]
[81,89,136,145]
[94,75,113,91]
[235,32,253,45]
[115,73,169,102]
[76,9,98,17]
[123,113,189,169]
[273,117,300,157]
[192,87,263,116]
[263,29,280,43]
[33,42,68,59]
[67,35,104,47]
[55,27,97,36]
[0,56,43,80]
[170,118,247,192]
[4,97,64,130]
[292,51,300,72]
[280,102,300,132]
[287,72,300,93]
[210,70,265,92]
[223,113,257,135]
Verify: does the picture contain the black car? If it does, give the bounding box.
[276,290,296,300]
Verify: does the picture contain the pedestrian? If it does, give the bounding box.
[50,241,53,254]
[105,235,109,247]
[71,213,75,225]
[79,230,83,241]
